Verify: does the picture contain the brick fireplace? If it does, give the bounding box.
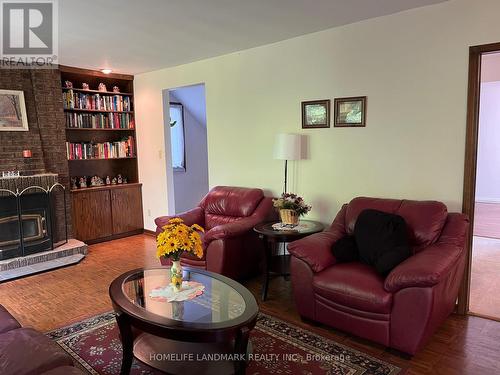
[0,69,72,236]
[0,174,66,261]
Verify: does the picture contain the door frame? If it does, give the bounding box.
[459,41,500,314]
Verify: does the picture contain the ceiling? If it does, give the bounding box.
[59,0,447,75]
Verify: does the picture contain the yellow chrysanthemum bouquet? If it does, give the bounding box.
[156,218,204,291]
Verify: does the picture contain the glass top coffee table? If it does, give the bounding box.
[109,267,258,375]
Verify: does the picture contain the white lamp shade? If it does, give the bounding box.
[273,133,302,160]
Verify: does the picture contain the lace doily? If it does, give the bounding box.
[272,222,310,231]
[149,281,205,302]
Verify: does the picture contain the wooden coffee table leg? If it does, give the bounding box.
[116,313,134,375]
[234,326,250,374]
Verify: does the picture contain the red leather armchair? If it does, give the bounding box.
[155,186,276,280]
[287,197,469,355]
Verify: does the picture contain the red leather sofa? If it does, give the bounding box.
[155,186,276,280]
[0,305,84,374]
[287,197,469,355]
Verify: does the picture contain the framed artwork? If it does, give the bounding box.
[301,99,330,129]
[0,89,28,131]
[334,96,366,127]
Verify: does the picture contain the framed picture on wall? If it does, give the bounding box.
[0,89,28,131]
[301,99,330,128]
[334,96,366,127]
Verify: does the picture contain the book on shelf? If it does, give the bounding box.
[66,136,135,160]
[62,90,132,111]
[65,112,135,129]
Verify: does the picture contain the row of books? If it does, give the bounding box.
[65,112,135,129]
[63,90,132,112]
[66,137,135,160]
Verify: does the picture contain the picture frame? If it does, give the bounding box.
[301,99,330,129]
[0,89,29,131]
[334,96,367,127]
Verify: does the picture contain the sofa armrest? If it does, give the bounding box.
[384,213,469,293]
[287,204,347,273]
[287,231,337,273]
[155,207,205,235]
[204,197,274,242]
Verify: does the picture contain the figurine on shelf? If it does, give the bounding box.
[79,176,87,188]
[82,83,90,90]
[123,176,128,184]
[90,176,104,187]
[112,86,120,93]
[105,175,111,185]
[111,177,117,185]
[117,174,123,184]
[98,83,107,92]
[64,80,73,88]
[71,177,78,190]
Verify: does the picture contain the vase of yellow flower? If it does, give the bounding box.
[156,218,204,292]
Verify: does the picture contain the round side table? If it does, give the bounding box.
[253,220,324,301]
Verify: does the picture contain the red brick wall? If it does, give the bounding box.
[0,70,46,173]
[0,68,72,238]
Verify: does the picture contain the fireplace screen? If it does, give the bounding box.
[0,184,67,261]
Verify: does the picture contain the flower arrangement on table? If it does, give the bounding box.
[156,218,204,291]
[272,193,312,225]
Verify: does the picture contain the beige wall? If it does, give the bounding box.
[135,0,500,230]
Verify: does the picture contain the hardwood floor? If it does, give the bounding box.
[470,236,500,319]
[473,202,500,238]
[470,202,500,319]
[0,234,500,374]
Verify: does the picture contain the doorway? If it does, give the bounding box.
[164,84,209,214]
[462,43,500,320]
[470,52,500,319]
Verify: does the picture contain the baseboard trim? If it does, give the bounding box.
[475,198,500,204]
[84,229,144,245]
[143,229,156,237]
[468,311,500,323]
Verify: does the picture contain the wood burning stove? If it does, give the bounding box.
[0,183,67,261]
[0,213,47,246]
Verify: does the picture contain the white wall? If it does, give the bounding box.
[476,81,500,202]
[135,0,500,230]
[170,86,209,213]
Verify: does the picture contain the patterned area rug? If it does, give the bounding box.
[47,312,403,375]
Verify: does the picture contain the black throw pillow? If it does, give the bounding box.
[332,236,359,263]
[354,209,411,275]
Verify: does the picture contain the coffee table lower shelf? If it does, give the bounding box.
[133,333,253,375]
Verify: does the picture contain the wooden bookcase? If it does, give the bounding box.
[60,66,144,243]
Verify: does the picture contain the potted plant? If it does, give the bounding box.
[156,218,204,291]
[272,193,311,225]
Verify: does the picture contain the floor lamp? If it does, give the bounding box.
[273,133,302,193]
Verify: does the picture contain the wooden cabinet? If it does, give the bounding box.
[111,186,144,234]
[72,183,143,243]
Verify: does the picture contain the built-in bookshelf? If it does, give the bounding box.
[60,65,143,244]
[60,65,139,185]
